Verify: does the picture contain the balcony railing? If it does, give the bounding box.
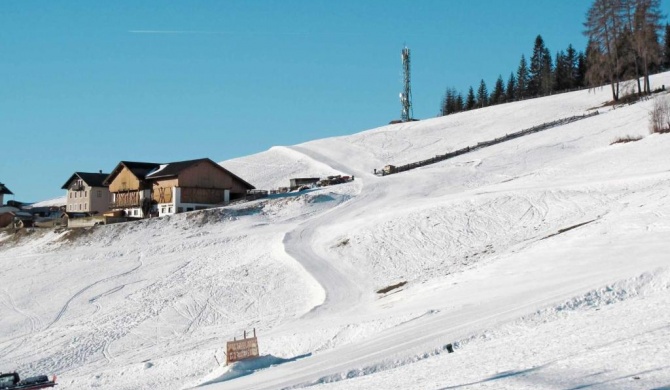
[109,191,141,209]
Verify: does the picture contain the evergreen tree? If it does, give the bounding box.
[554,50,569,92]
[566,44,578,89]
[455,92,464,112]
[529,35,554,96]
[441,87,465,116]
[576,51,587,88]
[440,88,452,116]
[516,55,529,99]
[476,79,488,108]
[541,45,554,95]
[663,24,670,70]
[506,72,516,101]
[465,86,476,110]
[529,35,546,96]
[491,75,506,105]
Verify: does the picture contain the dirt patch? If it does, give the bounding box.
[377,281,407,294]
[335,238,350,247]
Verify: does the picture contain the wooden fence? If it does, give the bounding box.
[376,112,599,176]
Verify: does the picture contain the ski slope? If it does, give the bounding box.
[2,75,670,390]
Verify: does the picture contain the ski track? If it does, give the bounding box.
[47,258,144,329]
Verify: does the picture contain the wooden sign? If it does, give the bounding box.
[226,329,259,365]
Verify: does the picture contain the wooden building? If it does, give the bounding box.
[103,161,161,218]
[61,172,111,214]
[104,158,254,218]
[0,182,13,206]
[146,158,254,217]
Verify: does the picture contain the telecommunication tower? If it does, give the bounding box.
[400,46,413,122]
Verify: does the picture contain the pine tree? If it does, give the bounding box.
[465,86,476,110]
[516,55,529,99]
[441,87,465,116]
[566,44,578,89]
[491,75,506,105]
[529,35,554,96]
[506,72,516,101]
[440,88,452,116]
[529,35,546,96]
[554,51,567,92]
[663,24,670,70]
[576,51,587,87]
[455,92,464,112]
[476,80,488,108]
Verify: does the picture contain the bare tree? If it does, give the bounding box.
[584,0,626,102]
[649,95,670,133]
[632,0,663,94]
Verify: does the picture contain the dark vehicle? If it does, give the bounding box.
[0,372,56,389]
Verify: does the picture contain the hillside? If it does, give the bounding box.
[2,74,670,390]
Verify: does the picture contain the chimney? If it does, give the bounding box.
[99,170,102,174]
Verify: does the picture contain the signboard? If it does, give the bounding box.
[226,336,259,364]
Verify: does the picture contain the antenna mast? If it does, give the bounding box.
[400,46,413,122]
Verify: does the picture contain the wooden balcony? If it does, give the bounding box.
[109,191,141,209]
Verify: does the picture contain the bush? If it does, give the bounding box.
[649,95,670,134]
[610,135,643,145]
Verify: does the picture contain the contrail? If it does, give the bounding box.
[129,30,230,34]
[128,30,366,36]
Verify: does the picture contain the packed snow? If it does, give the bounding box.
[2,74,670,390]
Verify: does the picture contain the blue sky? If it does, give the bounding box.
[2,1,663,201]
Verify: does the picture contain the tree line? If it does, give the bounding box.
[441,0,669,116]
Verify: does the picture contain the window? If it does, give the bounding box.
[133,210,138,216]
[168,206,173,213]
[84,191,87,197]
[97,190,102,198]
[161,207,166,214]
[78,204,82,210]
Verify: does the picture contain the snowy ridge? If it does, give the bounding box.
[2,74,670,389]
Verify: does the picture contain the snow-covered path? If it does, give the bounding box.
[208,166,670,389]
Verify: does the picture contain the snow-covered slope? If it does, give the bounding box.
[2,75,670,390]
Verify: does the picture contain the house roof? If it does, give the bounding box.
[103,161,162,186]
[146,158,255,189]
[146,158,209,180]
[0,183,13,195]
[61,172,110,189]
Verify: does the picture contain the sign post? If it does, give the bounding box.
[226,328,259,365]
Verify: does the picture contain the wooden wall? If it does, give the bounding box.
[108,167,141,192]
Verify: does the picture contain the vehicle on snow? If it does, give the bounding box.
[0,372,57,390]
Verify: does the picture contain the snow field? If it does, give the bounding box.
[2,73,670,389]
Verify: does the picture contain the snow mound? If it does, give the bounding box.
[195,354,311,387]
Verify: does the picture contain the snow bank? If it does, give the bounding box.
[194,353,311,387]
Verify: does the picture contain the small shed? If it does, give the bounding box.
[289,178,320,190]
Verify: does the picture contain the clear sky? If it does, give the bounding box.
[1,1,666,202]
